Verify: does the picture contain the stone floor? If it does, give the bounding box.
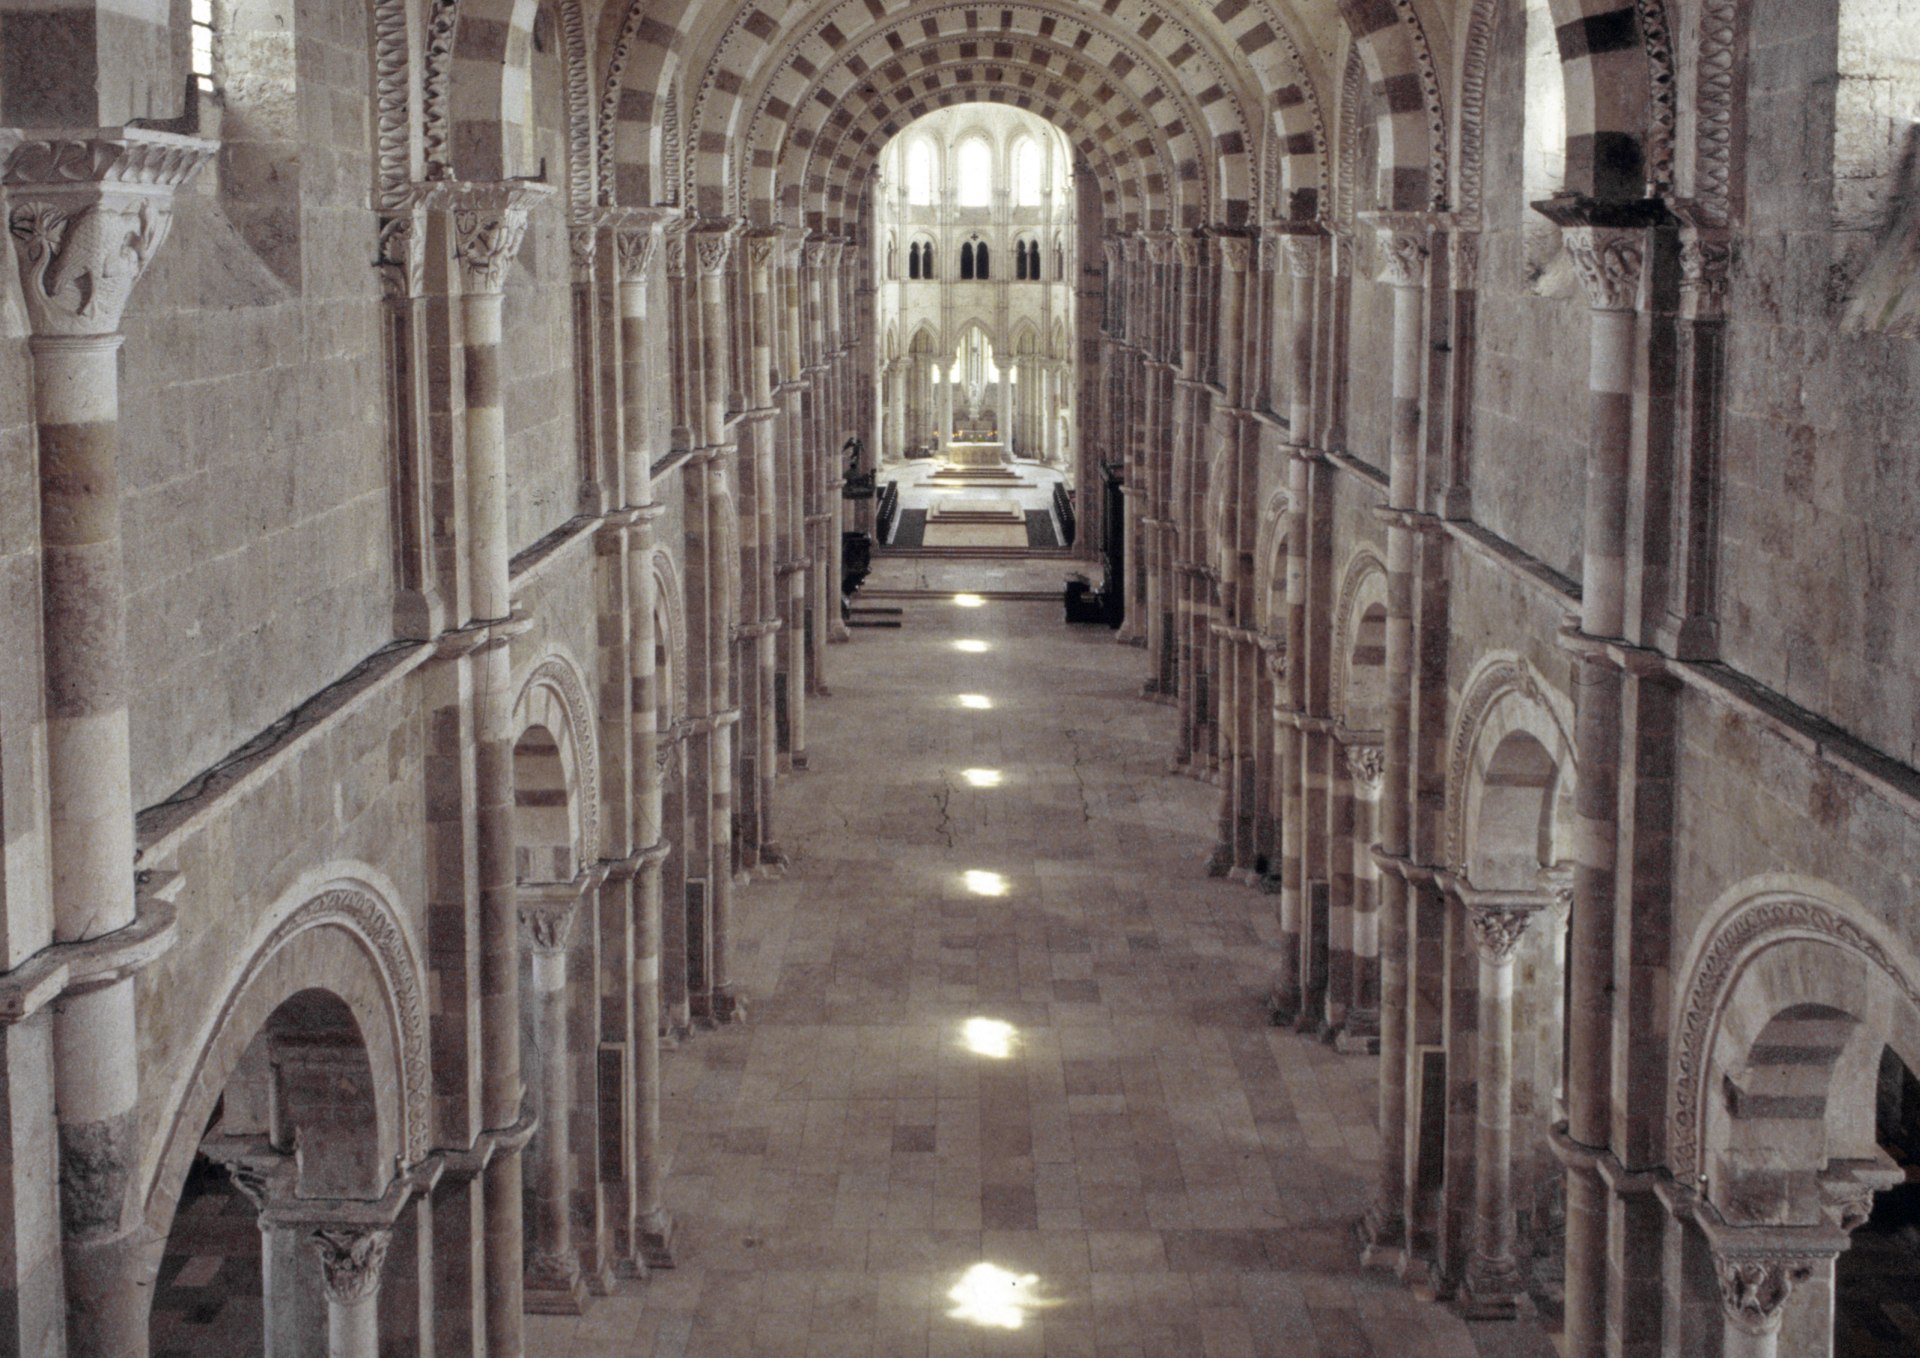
[526,587,1563,1357]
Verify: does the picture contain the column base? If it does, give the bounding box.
[524,1256,588,1315]
[637,1207,676,1270]
[1357,1203,1406,1271]
[1458,1256,1530,1320]
[1333,1013,1381,1055]
[757,844,789,877]
[791,752,810,770]
[1258,873,1284,896]
[1228,866,1259,886]
[829,623,851,643]
[1204,844,1232,878]
[711,988,747,1025]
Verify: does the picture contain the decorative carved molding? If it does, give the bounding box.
[1468,906,1534,963]
[3,132,216,336]
[371,0,411,211]
[1713,1255,1811,1336]
[375,211,425,300]
[1822,1180,1875,1234]
[421,0,459,178]
[1388,0,1449,211]
[1454,0,1496,221]
[1639,0,1678,195]
[311,1227,393,1304]
[1564,226,1645,312]
[1671,895,1920,1179]
[557,0,596,214]
[1694,0,1739,225]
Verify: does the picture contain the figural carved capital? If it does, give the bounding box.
[436,181,554,295]
[3,129,216,337]
[310,1227,392,1305]
[376,209,427,300]
[1343,741,1385,800]
[567,222,597,285]
[745,230,780,272]
[1214,235,1251,273]
[1374,227,1429,289]
[694,224,735,276]
[1467,905,1534,963]
[1712,1254,1812,1336]
[1563,226,1645,312]
[518,893,580,956]
[1171,235,1201,271]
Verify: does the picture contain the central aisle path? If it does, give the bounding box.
[528,597,1557,1357]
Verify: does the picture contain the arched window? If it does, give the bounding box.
[923,242,935,278]
[960,242,975,280]
[1053,235,1065,280]
[907,140,935,205]
[1522,0,1568,287]
[191,0,215,94]
[1015,238,1029,280]
[909,242,922,279]
[975,241,990,280]
[956,137,992,206]
[1013,138,1043,206]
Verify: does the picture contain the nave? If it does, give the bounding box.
[522,582,1559,1357]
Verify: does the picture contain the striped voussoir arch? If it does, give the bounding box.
[1334,0,1443,211]
[740,11,1213,225]
[435,0,541,180]
[792,64,1158,234]
[775,38,1190,229]
[596,0,695,206]
[682,0,1262,223]
[1543,0,1658,201]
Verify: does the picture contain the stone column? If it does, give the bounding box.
[824,240,851,644]
[1546,211,1653,1358]
[4,128,213,1356]
[694,225,744,1024]
[1457,890,1541,1317]
[1357,215,1428,1266]
[519,884,585,1312]
[1341,739,1384,1048]
[744,231,786,873]
[310,1227,392,1358]
[446,179,551,1358]
[777,233,810,769]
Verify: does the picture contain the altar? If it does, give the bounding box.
[944,439,1005,467]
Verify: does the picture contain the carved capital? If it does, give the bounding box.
[3,130,216,336]
[1564,226,1645,312]
[663,225,690,279]
[1215,235,1251,273]
[310,1227,392,1305]
[1343,741,1385,799]
[436,182,553,295]
[1822,1179,1875,1235]
[694,225,735,276]
[376,210,427,300]
[1679,228,1733,319]
[1171,235,1201,270]
[1713,1254,1811,1336]
[518,894,580,955]
[1374,227,1428,289]
[615,225,658,284]
[1280,234,1319,280]
[1467,906,1533,963]
[1449,231,1480,291]
[568,223,597,285]
[1255,233,1279,273]
[745,230,780,272]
